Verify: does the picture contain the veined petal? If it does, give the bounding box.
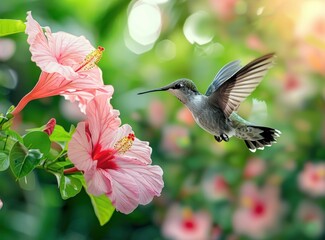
[110,124,152,164]
[104,169,140,214]
[26,12,78,79]
[101,124,132,150]
[63,85,114,113]
[68,122,94,172]
[25,11,47,47]
[50,32,94,68]
[115,157,164,205]
[84,168,112,196]
[126,137,152,164]
[86,94,121,146]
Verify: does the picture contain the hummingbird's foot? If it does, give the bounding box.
[221,133,229,142]
[214,135,222,142]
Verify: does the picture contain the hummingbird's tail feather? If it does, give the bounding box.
[242,126,281,152]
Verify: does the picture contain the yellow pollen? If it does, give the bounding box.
[241,196,253,208]
[317,167,325,178]
[78,46,104,71]
[114,133,135,154]
[182,207,193,220]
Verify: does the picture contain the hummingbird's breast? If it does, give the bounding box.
[186,95,234,136]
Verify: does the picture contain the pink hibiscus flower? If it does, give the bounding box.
[13,12,112,114]
[299,162,325,197]
[233,182,282,239]
[162,205,212,240]
[68,94,164,214]
[202,174,231,201]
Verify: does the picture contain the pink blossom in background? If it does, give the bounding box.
[177,107,195,126]
[299,162,325,197]
[209,0,237,21]
[161,125,190,157]
[0,199,3,209]
[244,158,266,179]
[295,1,325,75]
[246,35,267,52]
[281,73,314,108]
[0,38,16,61]
[162,205,212,240]
[233,182,282,239]
[68,94,163,214]
[202,174,231,201]
[148,99,166,128]
[13,12,113,115]
[296,201,325,238]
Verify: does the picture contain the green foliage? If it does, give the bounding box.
[9,141,43,178]
[88,193,115,226]
[0,19,26,36]
[23,131,51,155]
[0,152,9,171]
[49,125,74,142]
[58,174,82,200]
[77,175,116,226]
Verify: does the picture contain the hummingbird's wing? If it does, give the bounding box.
[207,53,275,117]
[205,60,242,96]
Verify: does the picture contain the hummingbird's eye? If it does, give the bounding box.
[174,83,183,89]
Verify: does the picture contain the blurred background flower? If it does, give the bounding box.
[0,0,324,239]
[162,205,212,240]
[299,162,325,197]
[232,182,282,239]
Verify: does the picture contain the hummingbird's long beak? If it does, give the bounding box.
[137,86,169,95]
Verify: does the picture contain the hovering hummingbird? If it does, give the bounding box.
[138,53,281,152]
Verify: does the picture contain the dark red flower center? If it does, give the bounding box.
[252,200,266,217]
[182,219,197,231]
[91,133,135,170]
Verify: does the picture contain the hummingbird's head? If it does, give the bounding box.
[138,79,199,104]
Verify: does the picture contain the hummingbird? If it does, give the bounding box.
[138,53,281,152]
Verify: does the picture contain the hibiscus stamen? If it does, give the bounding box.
[114,133,135,154]
[75,46,105,72]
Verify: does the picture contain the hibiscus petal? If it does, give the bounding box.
[63,84,114,113]
[105,169,140,214]
[68,122,94,171]
[105,157,163,213]
[84,168,112,196]
[50,32,94,68]
[103,124,132,149]
[86,94,121,146]
[115,157,164,205]
[26,12,78,79]
[126,137,152,164]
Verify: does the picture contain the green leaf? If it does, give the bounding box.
[0,19,26,37]
[59,174,82,200]
[5,129,23,143]
[9,142,43,178]
[89,194,115,226]
[0,152,9,171]
[23,131,51,155]
[76,176,115,225]
[49,125,73,142]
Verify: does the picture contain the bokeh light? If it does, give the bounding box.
[183,11,214,45]
[126,0,162,54]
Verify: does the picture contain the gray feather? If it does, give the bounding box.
[205,60,242,96]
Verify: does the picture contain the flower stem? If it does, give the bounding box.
[64,167,81,174]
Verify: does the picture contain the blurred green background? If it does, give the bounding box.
[1,0,325,239]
